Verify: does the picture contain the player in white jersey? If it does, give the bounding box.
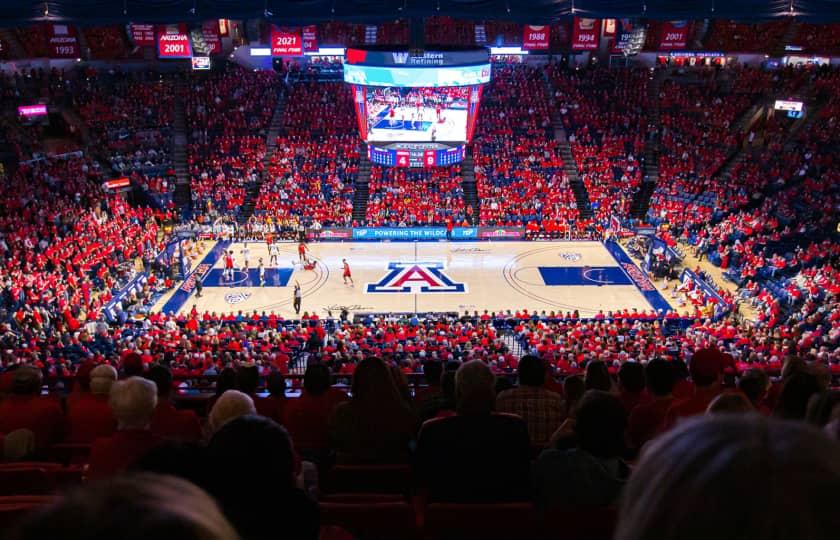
[258,258,266,286]
[269,244,279,266]
[241,243,250,271]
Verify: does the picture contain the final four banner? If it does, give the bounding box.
[659,21,689,50]
[572,17,601,51]
[271,26,303,56]
[522,25,550,50]
[302,25,318,53]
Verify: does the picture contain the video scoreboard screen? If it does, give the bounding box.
[368,143,466,168]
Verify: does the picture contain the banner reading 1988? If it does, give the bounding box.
[157,24,192,58]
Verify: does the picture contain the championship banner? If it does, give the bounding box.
[303,25,318,53]
[572,18,601,51]
[659,21,689,50]
[271,26,303,56]
[157,24,192,58]
[610,19,637,53]
[48,24,80,59]
[129,24,156,46]
[603,19,616,37]
[218,19,230,37]
[202,21,222,54]
[522,25,550,50]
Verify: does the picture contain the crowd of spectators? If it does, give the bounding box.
[256,82,358,229]
[366,166,467,226]
[550,66,649,224]
[704,19,790,52]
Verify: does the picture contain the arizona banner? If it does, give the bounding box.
[572,18,600,51]
[157,24,192,58]
[47,24,80,58]
[201,21,222,54]
[302,25,318,53]
[522,25,550,50]
[659,21,690,50]
[610,19,637,53]
[271,26,303,56]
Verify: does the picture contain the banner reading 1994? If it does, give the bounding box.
[572,17,601,51]
[157,24,192,58]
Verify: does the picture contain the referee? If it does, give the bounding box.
[293,281,302,315]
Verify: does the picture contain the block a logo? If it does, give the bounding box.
[366,262,467,294]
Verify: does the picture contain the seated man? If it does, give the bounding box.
[65,364,118,443]
[496,355,565,448]
[0,366,63,450]
[147,364,202,442]
[415,360,531,502]
[88,377,162,480]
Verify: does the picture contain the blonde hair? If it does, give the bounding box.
[109,377,157,430]
[209,390,256,433]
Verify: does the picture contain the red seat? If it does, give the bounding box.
[422,502,538,540]
[538,505,617,540]
[0,495,57,530]
[0,468,54,496]
[48,443,92,465]
[322,464,413,495]
[320,501,417,540]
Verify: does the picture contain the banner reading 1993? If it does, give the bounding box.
[572,17,601,51]
[48,24,80,59]
[157,24,192,58]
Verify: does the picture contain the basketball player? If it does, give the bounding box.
[241,243,250,271]
[389,106,396,126]
[258,258,265,287]
[298,241,308,262]
[293,281,302,315]
[342,258,353,285]
[269,243,278,266]
[436,104,442,122]
[224,251,234,281]
[303,257,317,271]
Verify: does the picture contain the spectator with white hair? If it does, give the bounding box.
[88,376,162,480]
[65,364,118,443]
[415,360,531,502]
[208,390,256,435]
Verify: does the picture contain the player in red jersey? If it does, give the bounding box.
[389,107,396,125]
[223,251,234,281]
[298,242,308,262]
[436,104,442,122]
[342,258,353,285]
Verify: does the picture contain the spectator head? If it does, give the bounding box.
[688,348,724,387]
[121,352,145,378]
[11,473,238,540]
[774,371,822,421]
[671,359,690,381]
[781,356,807,380]
[302,363,331,396]
[3,429,35,462]
[75,360,96,392]
[350,357,404,408]
[12,366,42,395]
[563,375,586,411]
[584,361,612,392]
[616,416,840,540]
[209,390,256,433]
[455,360,496,415]
[706,393,753,415]
[517,355,546,387]
[574,390,627,459]
[266,371,286,399]
[737,369,769,407]
[146,364,174,398]
[90,365,118,396]
[110,377,158,430]
[618,362,645,394]
[422,360,443,386]
[214,368,237,397]
[644,359,675,397]
[235,365,259,396]
[806,391,840,429]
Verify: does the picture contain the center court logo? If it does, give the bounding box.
[224,291,252,304]
[559,252,583,262]
[366,262,467,294]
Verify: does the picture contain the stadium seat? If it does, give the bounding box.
[0,495,58,530]
[0,468,54,496]
[421,502,538,540]
[320,501,417,540]
[537,505,617,540]
[322,464,413,495]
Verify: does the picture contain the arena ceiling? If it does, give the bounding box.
[1,1,839,25]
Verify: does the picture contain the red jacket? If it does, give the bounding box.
[65,393,117,444]
[0,395,64,449]
[150,401,202,442]
[88,429,163,480]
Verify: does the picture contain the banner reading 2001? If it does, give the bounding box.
[157,24,192,58]
[572,17,601,51]
[659,21,689,50]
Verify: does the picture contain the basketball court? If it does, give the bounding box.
[153,241,674,319]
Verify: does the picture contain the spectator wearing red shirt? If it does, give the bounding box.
[628,359,676,450]
[88,377,162,480]
[285,364,348,460]
[617,362,650,414]
[65,364,118,444]
[254,371,287,425]
[0,366,63,450]
[663,348,726,430]
[146,364,202,443]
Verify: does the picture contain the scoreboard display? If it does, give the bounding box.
[368,144,466,168]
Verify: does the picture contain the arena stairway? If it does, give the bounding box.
[461,151,479,225]
[352,149,372,223]
[171,85,192,215]
[631,69,665,220]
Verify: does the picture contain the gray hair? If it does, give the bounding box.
[109,377,158,430]
[89,365,118,395]
[209,390,256,433]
